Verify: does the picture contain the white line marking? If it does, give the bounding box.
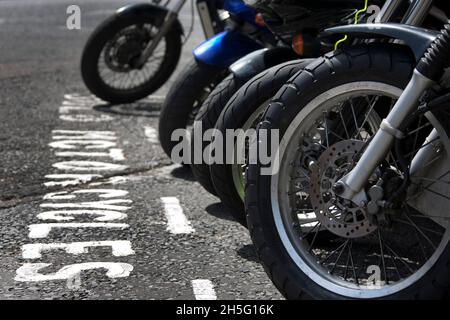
[28,223,129,238]
[52,160,128,171]
[191,279,217,300]
[22,241,134,259]
[15,262,133,282]
[144,126,158,144]
[160,197,195,234]
[37,210,127,222]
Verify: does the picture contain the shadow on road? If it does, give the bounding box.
[205,202,237,222]
[93,101,161,118]
[170,165,196,181]
[236,244,259,263]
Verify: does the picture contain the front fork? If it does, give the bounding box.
[335,70,435,205]
[335,21,450,206]
[136,0,187,67]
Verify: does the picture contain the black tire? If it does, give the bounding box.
[189,73,246,196]
[81,12,181,104]
[159,59,226,162]
[210,59,314,226]
[246,44,450,299]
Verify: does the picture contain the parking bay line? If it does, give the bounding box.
[160,197,195,234]
[191,279,217,300]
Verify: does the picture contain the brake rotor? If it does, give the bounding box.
[310,140,377,239]
[104,27,150,72]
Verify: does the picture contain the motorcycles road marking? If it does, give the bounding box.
[14,94,135,289]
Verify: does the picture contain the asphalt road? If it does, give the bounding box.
[0,0,282,299]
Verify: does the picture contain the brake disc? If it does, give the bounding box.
[310,139,377,239]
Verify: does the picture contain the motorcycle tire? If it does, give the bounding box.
[81,11,181,104]
[189,73,246,196]
[244,43,450,299]
[159,58,227,163]
[210,59,314,226]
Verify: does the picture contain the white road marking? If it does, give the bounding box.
[37,209,127,222]
[160,197,195,234]
[60,114,114,122]
[43,189,129,200]
[40,199,132,211]
[191,279,217,300]
[16,93,136,288]
[52,130,116,140]
[44,174,102,187]
[144,126,158,144]
[15,262,133,282]
[22,241,134,259]
[49,140,117,149]
[52,160,128,171]
[28,223,129,238]
[55,149,125,161]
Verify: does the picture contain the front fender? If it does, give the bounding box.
[116,3,184,35]
[326,23,438,61]
[193,31,263,68]
[229,47,300,82]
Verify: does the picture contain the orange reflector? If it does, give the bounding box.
[292,33,304,56]
[255,13,266,27]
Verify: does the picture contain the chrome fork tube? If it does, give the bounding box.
[137,0,187,66]
[375,0,404,23]
[402,0,434,26]
[338,70,435,201]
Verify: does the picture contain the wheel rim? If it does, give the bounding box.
[97,23,166,92]
[271,82,450,298]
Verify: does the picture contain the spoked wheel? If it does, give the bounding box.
[81,12,181,104]
[279,87,450,297]
[99,24,165,90]
[247,44,450,299]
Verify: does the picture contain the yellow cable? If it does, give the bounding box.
[334,0,369,50]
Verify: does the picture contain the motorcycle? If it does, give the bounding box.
[81,0,228,104]
[246,0,450,299]
[158,0,277,160]
[190,0,378,201]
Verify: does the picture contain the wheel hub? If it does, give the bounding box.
[310,140,377,238]
[105,28,149,72]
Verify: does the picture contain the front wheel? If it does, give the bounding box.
[247,43,450,299]
[81,11,182,104]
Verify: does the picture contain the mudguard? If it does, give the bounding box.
[325,23,438,61]
[229,47,300,82]
[193,31,263,68]
[116,3,184,35]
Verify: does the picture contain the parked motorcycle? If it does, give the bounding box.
[246,0,450,299]
[158,0,277,160]
[210,0,448,226]
[190,0,375,200]
[81,0,227,104]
